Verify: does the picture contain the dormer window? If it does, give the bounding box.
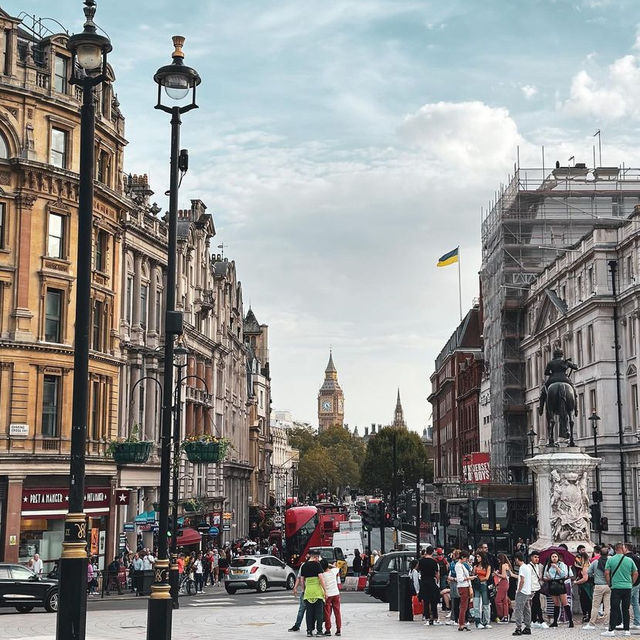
[54,55,68,94]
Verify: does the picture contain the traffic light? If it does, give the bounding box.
[600,517,609,531]
[373,502,385,527]
[421,502,432,523]
[590,503,602,531]
[459,501,470,529]
[592,490,603,503]
[362,506,372,530]
[384,511,393,528]
[439,498,448,526]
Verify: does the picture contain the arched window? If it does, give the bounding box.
[0,133,8,159]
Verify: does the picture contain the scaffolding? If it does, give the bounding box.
[480,164,640,481]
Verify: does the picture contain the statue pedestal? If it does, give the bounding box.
[525,448,600,553]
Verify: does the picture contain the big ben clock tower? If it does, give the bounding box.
[318,351,344,432]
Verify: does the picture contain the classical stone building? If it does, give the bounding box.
[244,308,272,509]
[0,12,126,569]
[317,351,344,431]
[522,212,640,541]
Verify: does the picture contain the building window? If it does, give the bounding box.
[587,325,595,363]
[54,55,68,93]
[92,300,103,351]
[125,276,133,324]
[155,289,162,332]
[42,375,60,437]
[630,317,637,357]
[577,275,583,302]
[47,212,65,258]
[577,330,584,365]
[578,393,585,437]
[3,29,11,76]
[45,289,62,342]
[140,284,148,329]
[632,384,639,431]
[91,380,100,440]
[0,202,5,248]
[0,133,7,159]
[50,127,68,169]
[95,230,106,272]
[589,388,597,415]
[97,150,110,185]
[588,267,594,294]
[628,256,634,284]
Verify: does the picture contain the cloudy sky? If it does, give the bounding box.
[13,0,640,431]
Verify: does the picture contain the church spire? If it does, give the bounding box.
[325,350,337,379]
[393,388,406,428]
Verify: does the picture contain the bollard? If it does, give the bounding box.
[388,571,399,612]
[398,574,413,621]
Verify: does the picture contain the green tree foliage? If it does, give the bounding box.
[290,425,365,496]
[361,426,430,497]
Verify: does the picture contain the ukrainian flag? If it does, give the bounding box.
[437,247,459,267]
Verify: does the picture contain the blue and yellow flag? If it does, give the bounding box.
[437,247,459,267]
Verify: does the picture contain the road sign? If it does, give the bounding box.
[123,522,135,532]
[274,515,282,526]
[208,526,219,536]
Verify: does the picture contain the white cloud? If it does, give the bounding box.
[521,84,538,99]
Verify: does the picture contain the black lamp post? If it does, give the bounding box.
[57,3,111,639]
[148,37,200,640]
[589,410,603,544]
[527,429,537,458]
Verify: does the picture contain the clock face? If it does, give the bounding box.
[321,400,332,412]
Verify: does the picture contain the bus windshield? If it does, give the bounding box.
[285,511,318,566]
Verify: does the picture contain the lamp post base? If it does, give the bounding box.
[146,559,172,640]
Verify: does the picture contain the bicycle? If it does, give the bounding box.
[179,571,196,595]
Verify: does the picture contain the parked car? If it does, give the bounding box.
[224,555,296,594]
[366,551,415,602]
[0,563,59,612]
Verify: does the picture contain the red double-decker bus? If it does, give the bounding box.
[284,504,348,568]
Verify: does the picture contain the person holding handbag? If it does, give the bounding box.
[584,544,611,629]
[528,551,547,628]
[574,551,593,623]
[456,550,473,631]
[543,552,573,627]
[472,551,493,628]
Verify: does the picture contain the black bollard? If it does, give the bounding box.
[388,571,399,612]
[398,574,413,621]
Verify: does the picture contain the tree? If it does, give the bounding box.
[297,446,337,496]
[361,426,430,497]
[287,425,316,456]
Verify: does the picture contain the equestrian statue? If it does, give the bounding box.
[538,347,579,447]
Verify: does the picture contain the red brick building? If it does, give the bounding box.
[428,305,482,496]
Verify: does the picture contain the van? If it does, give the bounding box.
[308,546,348,579]
[332,530,364,569]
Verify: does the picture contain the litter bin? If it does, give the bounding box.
[138,569,155,596]
[398,574,413,621]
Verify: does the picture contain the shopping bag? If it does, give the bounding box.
[412,595,424,616]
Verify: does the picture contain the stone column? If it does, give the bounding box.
[129,362,141,432]
[3,476,24,563]
[526,449,599,552]
[131,252,142,341]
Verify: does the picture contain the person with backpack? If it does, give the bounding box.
[584,544,610,629]
[601,542,639,636]
[625,543,640,630]
[352,549,362,578]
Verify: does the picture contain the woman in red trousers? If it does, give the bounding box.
[455,550,473,631]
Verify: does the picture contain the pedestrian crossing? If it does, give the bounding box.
[185,592,298,607]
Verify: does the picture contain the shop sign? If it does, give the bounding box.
[123,522,135,532]
[118,534,127,552]
[9,423,28,437]
[8,535,16,546]
[461,452,491,484]
[90,528,99,555]
[22,487,110,513]
[115,490,130,505]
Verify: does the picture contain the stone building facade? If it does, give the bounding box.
[0,11,126,570]
[522,213,640,541]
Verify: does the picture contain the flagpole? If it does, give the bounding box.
[457,245,462,321]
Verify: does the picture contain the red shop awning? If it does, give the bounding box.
[177,527,201,546]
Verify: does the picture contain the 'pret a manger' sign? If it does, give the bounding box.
[22,487,110,511]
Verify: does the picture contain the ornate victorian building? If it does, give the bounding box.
[317,351,344,431]
[0,12,125,569]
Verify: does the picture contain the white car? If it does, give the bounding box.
[224,555,296,594]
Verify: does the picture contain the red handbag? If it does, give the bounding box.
[412,595,424,616]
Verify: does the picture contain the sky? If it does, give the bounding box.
[11,0,640,431]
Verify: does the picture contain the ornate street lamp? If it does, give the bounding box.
[589,410,603,543]
[148,37,200,640]
[57,3,111,640]
[527,428,537,458]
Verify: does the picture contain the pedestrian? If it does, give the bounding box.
[132,551,143,595]
[322,560,342,636]
[194,551,204,593]
[106,555,123,595]
[361,550,370,575]
[456,549,473,631]
[352,549,362,578]
[447,549,461,626]
[87,558,97,595]
[584,544,610,629]
[142,549,155,570]
[472,551,492,628]
[371,549,380,567]
[528,551,547,628]
[512,552,532,636]
[495,553,512,622]
[32,553,43,576]
[212,547,220,585]
[624,543,640,630]
[574,551,593,623]
[437,548,452,611]
[302,550,327,637]
[419,545,441,625]
[289,565,306,633]
[543,551,572,628]
[203,550,213,586]
[601,542,639,637]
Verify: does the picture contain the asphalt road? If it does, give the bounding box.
[84,585,373,612]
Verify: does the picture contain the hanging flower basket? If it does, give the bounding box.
[110,441,152,464]
[181,435,231,464]
[182,498,204,512]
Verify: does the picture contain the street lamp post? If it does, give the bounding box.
[527,429,537,459]
[589,410,603,544]
[148,37,200,640]
[57,3,111,639]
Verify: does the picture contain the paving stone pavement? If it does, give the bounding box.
[4,605,640,640]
